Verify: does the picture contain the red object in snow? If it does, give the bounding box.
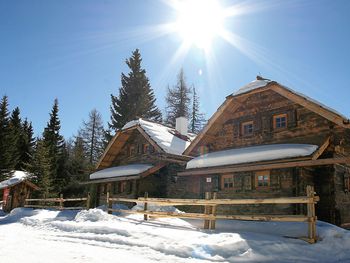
[3,187,10,205]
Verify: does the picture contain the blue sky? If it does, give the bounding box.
[1,0,350,138]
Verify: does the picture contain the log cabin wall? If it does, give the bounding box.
[184,89,350,224]
[191,90,347,155]
[111,131,159,166]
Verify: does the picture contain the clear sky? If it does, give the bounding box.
[1,0,350,138]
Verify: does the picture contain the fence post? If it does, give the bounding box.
[86,192,91,209]
[204,192,211,229]
[144,192,148,221]
[306,185,317,243]
[59,194,64,210]
[210,192,217,230]
[106,191,112,214]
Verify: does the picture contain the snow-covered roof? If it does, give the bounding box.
[232,79,271,96]
[186,144,318,170]
[122,118,196,155]
[90,164,153,180]
[0,171,31,190]
[231,78,348,120]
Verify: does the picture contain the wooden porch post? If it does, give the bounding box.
[204,192,211,229]
[144,192,149,221]
[306,185,317,243]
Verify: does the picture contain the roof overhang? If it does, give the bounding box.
[81,163,166,185]
[178,157,350,176]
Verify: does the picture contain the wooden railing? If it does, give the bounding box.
[107,185,319,243]
[25,193,91,210]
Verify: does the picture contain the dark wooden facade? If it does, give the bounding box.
[176,78,350,226]
[90,122,191,207]
[1,180,39,212]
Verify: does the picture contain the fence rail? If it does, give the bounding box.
[107,185,319,243]
[24,193,90,210]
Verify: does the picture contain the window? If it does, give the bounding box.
[241,121,253,136]
[128,146,135,156]
[273,114,287,129]
[221,174,234,189]
[143,144,151,154]
[120,181,127,192]
[255,171,270,187]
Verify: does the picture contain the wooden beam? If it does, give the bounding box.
[178,157,350,176]
[136,126,164,153]
[270,84,350,129]
[139,163,166,178]
[312,136,331,160]
[80,175,141,185]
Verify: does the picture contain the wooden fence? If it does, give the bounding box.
[24,193,90,210]
[107,186,319,243]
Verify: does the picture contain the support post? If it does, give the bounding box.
[144,192,148,221]
[106,191,112,214]
[306,185,317,243]
[59,194,64,210]
[204,192,211,229]
[86,192,91,209]
[210,192,217,230]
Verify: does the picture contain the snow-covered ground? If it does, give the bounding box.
[0,207,349,263]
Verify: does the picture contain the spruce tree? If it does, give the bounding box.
[79,109,105,167]
[190,86,206,133]
[109,49,162,132]
[165,69,192,127]
[42,99,65,193]
[0,96,11,179]
[20,119,35,168]
[8,107,22,169]
[30,139,53,198]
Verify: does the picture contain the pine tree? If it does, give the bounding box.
[109,49,162,132]
[0,96,12,179]
[20,119,35,168]
[79,109,105,166]
[30,139,53,198]
[8,107,22,169]
[190,86,206,133]
[42,99,65,193]
[165,69,192,127]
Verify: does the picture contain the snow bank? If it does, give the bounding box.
[187,143,318,169]
[0,170,31,189]
[122,118,195,155]
[1,208,350,262]
[90,164,153,179]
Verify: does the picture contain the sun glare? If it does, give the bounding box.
[173,0,225,50]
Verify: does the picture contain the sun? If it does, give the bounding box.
[173,0,225,50]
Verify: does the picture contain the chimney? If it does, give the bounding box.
[175,117,188,136]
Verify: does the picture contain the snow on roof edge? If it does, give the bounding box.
[0,170,32,190]
[90,164,153,180]
[186,144,318,170]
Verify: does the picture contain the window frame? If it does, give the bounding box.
[128,145,135,156]
[241,121,254,136]
[273,113,288,130]
[221,174,234,190]
[255,170,270,188]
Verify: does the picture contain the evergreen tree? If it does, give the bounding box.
[79,109,105,166]
[0,96,11,179]
[42,99,65,193]
[30,139,53,198]
[8,107,22,169]
[165,69,192,127]
[20,119,35,167]
[190,86,206,133]
[109,49,162,132]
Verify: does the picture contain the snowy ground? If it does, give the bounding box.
[0,207,349,263]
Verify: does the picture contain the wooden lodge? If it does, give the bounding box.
[86,118,195,206]
[0,170,39,212]
[176,76,350,227]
